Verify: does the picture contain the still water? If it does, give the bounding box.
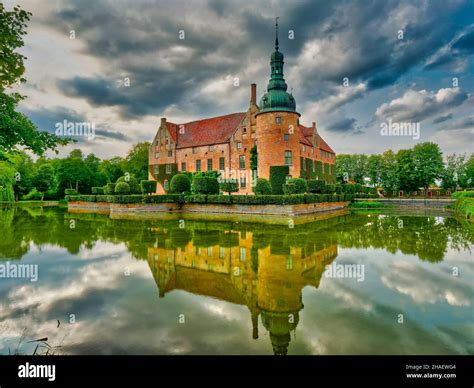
[0,206,472,355]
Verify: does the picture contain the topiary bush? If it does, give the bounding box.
[64,188,79,196]
[141,180,157,195]
[105,183,116,195]
[115,181,130,194]
[170,174,191,194]
[253,178,272,195]
[219,179,239,195]
[269,166,289,195]
[323,184,335,194]
[116,175,141,194]
[307,179,325,193]
[283,178,307,194]
[91,187,105,195]
[192,176,219,194]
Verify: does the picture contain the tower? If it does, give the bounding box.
[255,18,301,180]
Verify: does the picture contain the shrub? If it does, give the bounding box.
[141,180,157,195]
[342,184,356,194]
[95,195,108,202]
[91,187,105,195]
[192,176,219,194]
[354,183,364,193]
[207,194,233,204]
[305,194,321,203]
[64,188,78,196]
[184,194,207,203]
[219,179,239,195]
[143,194,183,204]
[335,184,343,194]
[269,166,289,194]
[307,179,325,193]
[283,178,307,194]
[323,184,335,194]
[253,178,272,195]
[108,195,144,204]
[105,183,116,195]
[169,174,191,194]
[116,175,141,194]
[115,181,130,194]
[455,197,474,219]
[22,189,42,201]
[349,201,384,208]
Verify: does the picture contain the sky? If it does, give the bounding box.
[5,0,474,159]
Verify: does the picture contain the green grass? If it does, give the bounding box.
[349,201,385,208]
[454,197,474,220]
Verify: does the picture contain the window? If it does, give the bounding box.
[207,158,213,171]
[302,145,306,152]
[168,150,172,157]
[286,256,293,271]
[163,179,169,191]
[322,163,325,174]
[196,160,201,172]
[153,165,159,175]
[320,150,323,159]
[276,116,282,124]
[240,176,246,188]
[181,162,186,172]
[192,147,197,154]
[208,145,214,151]
[311,147,314,154]
[219,247,225,259]
[243,127,247,133]
[155,152,160,159]
[165,164,172,174]
[285,150,292,166]
[207,247,213,256]
[237,142,242,150]
[195,247,201,256]
[219,157,225,171]
[239,155,245,169]
[312,160,315,173]
[284,134,289,141]
[240,247,246,261]
[301,157,306,170]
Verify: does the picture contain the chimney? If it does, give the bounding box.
[250,83,257,106]
[312,121,317,132]
[161,117,167,126]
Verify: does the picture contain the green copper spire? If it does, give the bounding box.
[259,17,297,113]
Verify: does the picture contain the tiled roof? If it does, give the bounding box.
[167,112,246,149]
[299,125,335,153]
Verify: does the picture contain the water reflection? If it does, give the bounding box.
[0,206,472,355]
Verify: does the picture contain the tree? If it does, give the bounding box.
[99,157,125,183]
[32,164,55,200]
[396,149,419,192]
[367,154,382,187]
[4,151,34,199]
[412,142,444,193]
[464,154,474,189]
[0,161,15,202]
[219,179,239,195]
[379,150,399,193]
[0,4,70,155]
[124,142,150,182]
[441,153,466,190]
[253,178,272,195]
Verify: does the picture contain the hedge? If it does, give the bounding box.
[170,174,191,194]
[269,165,289,195]
[105,183,116,195]
[184,194,207,203]
[116,175,141,194]
[107,195,144,204]
[253,178,272,195]
[141,180,157,195]
[283,178,307,194]
[115,181,130,194]
[454,197,473,219]
[144,194,184,204]
[64,188,79,196]
[192,176,219,194]
[219,179,239,195]
[91,187,105,195]
[323,184,335,194]
[207,194,233,204]
[307,179,325,193]
[452,191,474,199]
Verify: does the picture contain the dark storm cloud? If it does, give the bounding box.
[327,117,358,133]
[45,0,473,120]
[432,113,453,124]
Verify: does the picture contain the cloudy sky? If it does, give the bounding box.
[6,0,474,159]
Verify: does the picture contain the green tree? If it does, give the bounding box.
[396,149,419,192]
[412,142,444,193]
[441,153,466,191]
[0,4,70,155]
[367,154,382,187]
[124,142,150,182]
[99,157,125,183]
[32,164,55,200]
[464,154,474,189]
[379,150,399,193]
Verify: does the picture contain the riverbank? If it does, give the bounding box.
[353,198,455,208]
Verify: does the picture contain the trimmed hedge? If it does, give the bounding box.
[323,184,335,194]
[64,188,79,196]
[115,181,130,194]
[207,194,233,204]
[144,194,184,204]
[91,187,105,195]
[184,194,207,203]
[452,191,474,199]
[283,178,307,194]
[253,178,272,195]
[269,165,289,195]
[192,176,219,194]
[116,175,141,194]
[219,179,239,195]
[105,183,116,195]
[141,180,157,195]
[170,174,191,194]
[307,179,325,193]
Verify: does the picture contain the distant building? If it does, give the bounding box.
[149,21,336,194]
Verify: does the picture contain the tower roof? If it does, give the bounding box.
[259,18,297,113]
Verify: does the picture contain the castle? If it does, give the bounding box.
[149,21,336,194]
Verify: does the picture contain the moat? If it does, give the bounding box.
[0,206,472,355]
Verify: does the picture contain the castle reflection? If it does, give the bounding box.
[147,228,337,355]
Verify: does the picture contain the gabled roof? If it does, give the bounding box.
[166,112,246,149]
[298,125,335,153]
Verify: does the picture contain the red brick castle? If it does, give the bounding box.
[149,21,336,194]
